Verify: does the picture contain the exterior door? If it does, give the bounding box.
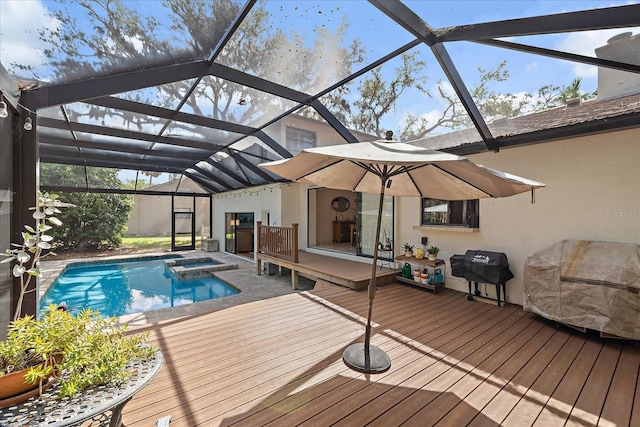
[225,212,255,254]
[171,196,195,251]
[356,192,394,258]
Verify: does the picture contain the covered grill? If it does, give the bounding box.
[450,250,514,306]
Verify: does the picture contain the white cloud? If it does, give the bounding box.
[525,61,540,74]
[555,28,639,82]
[573,63,599,80]
[555,29,625,57]
[0,0,59,76]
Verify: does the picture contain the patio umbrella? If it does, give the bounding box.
[259,135,545,373]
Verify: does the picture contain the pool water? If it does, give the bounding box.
[40,256,239,317]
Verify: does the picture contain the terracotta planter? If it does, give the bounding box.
[0,367,40,400]
[0,366,48,408]
[0,357,60,408]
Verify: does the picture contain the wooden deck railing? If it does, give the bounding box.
[256,221,298,263]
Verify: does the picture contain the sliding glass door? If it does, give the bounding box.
[224,212,254,255]
[356,193,394,258]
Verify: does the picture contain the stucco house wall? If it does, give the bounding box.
[126,179,211,236]
[210,185,284,257]
[212,125,638,307]
[395,128,639,305]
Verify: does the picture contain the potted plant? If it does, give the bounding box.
[427,245,440,261]
[0,307,154,402]
[403,243,414,257]
[0,192,156,405]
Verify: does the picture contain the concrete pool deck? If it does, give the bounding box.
[39,250,315,327]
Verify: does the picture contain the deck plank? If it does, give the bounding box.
[565,341,622,426]
[532,337,604,426]
[403,318,558,426]
[327,304,525,426]
[501,333,588,426]
[121,284,639,427]
[598,343,640,426]
[368,309,538,426]
[464,328,573,425]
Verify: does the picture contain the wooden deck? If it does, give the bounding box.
[123,284,640,427]
[257,250,397,290]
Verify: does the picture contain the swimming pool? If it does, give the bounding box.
[40,255,239,317]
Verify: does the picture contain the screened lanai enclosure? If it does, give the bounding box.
[1,0,640,322]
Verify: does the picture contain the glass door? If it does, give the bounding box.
[356,192,394,259]
[225,212,255,255]
[225,212,236,253]
[171,196,195,251]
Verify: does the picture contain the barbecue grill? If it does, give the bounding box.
[450,250,514,306]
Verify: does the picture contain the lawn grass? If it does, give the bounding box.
[121,235,201,250]
[50,235,203,260]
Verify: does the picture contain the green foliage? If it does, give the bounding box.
[15,0,597,147]
[427,246,440,255]
[535,77,597,110]
[350,51,429,137]
[51,192,132,251]
[0,306,155,398]
[30,0,364,131]
[41,164,133,251]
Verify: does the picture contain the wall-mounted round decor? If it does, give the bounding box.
[331,196,350,212]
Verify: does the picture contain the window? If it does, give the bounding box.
[174,207,192,220]
[286,126,316,154]
[421,198,479,227]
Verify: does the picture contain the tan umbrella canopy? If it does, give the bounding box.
[260,139,545,200]
[260,138,545,373]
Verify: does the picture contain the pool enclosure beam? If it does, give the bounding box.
[434,4,640,41]
[370,0,497,152]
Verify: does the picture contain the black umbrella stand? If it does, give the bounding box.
[342,176,391,374]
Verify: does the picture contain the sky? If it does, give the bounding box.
[1,0,638,141]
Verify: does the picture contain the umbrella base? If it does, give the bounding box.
[342,343,391,373]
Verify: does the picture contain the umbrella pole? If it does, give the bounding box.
[342,178,391,373]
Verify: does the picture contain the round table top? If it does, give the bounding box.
[0,350,163,426]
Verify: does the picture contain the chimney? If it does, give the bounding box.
[595,32,640,101]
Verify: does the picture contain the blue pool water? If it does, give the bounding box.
[40,256,239,317]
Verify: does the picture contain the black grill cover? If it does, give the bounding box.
[450,250,514,285]
[450,254,466,278]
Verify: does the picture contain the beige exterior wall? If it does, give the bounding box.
[209,117,376,258]
[212,115,639,307]
[395,128,640,305]
[126,179,210,236]
[262,115,374,154]
[210,185,285,257]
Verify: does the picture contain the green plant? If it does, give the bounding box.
[403,243,414,251]
[1,192,155,399]
[1,192,73,321]
[0,306,154,398]
[427,245,440,255]
[41,164,133,251]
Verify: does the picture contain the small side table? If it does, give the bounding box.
[394,255,446,293]
[0,350,163,427]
